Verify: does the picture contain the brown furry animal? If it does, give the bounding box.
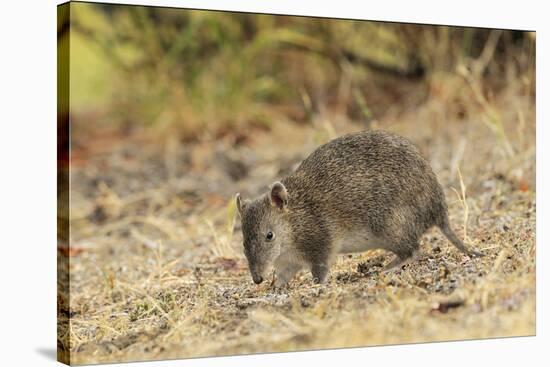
[236,130,482,286]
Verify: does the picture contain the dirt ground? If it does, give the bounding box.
[58,82,535,364]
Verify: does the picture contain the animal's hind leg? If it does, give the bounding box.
[382,255,413,273]
[382,255,410,272]
[382,242,419,272]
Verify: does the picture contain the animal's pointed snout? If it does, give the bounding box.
[252,275,264,284]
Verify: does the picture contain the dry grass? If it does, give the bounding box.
[58,70,535,365]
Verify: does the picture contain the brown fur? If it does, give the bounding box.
[236,130,482,286]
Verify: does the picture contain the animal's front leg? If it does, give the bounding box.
[274,261,302,288]
[311,262,330,284]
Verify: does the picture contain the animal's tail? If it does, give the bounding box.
[438,217,484,257]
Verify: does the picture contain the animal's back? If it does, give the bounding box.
[283,130,446,240]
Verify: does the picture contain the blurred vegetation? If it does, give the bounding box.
[64,2,535,140]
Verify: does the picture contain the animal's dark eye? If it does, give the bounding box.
[266,231,274,241]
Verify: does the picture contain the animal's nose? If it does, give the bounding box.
[253,275,263,284]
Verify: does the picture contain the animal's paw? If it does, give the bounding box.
[468,250,485,258]
[311,263,329,284]
[273,280,291,290]
[271,275,291,290]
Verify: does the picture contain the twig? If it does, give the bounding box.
[451,167,470,242]
[472,30,503,78]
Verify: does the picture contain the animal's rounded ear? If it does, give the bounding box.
[269,181,288,210]
[236,193,245,216]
